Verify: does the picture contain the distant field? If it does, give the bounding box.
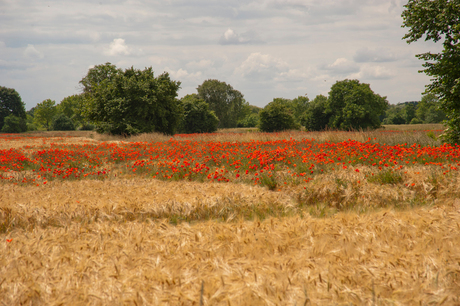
[381,123,445,131]
[1,128,459,305]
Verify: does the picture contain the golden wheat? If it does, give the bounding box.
[1,130,460,305]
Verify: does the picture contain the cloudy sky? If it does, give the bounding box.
[0,0,443,110]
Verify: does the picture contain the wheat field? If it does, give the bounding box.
[1,129,460,305]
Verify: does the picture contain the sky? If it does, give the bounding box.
[0,0,443,110]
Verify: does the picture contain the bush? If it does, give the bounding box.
[51,114,75,131]
[301,94,329,131]
[1,114,27,133]
[179,94,219,134]
[410,117,422,124]
[259,100,300,132]
[237,114,259,128]
[78,122,95,131]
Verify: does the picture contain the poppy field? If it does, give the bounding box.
[1,128,460,305]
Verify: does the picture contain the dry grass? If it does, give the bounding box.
[2,129,460,305]
[1,193,459,305]
[381,123,445,131]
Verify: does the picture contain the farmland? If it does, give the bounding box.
[1,126,460,305]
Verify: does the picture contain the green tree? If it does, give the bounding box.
[302,94,329,131]
[416,93,446,123]
[326,79,388,130]
[404,103,417,124]
[237,113,259,128]
[179,94,219,134]
[79,62,120,95]
[382,104,406,125]
[57,94,87,128]
[51,114,75,131]
[1,114,27,133]
[34,99,57,130]
[402,0,460,143]
[0,86,26,131]
[81,64,181,135]
[290,95,310,123]
[259,99,300,132]
[197,79,245,128]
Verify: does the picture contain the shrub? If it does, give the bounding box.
[410,117,422,124]
[237,114,259,128]
[1,114,27,133]
[78,122,95,131]
[179,94,219,134]
[259,100,300,132]
[51,114,75,131]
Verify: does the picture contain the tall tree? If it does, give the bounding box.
[34,99,57,131]
[402,0,460,143]
[179,94,219,134]
[0,86,26,131]
[302,94,329,131]
[81,64,181,135]
[197,79,245,128]
[326,79,388,130]
[57,94,86,128]
[290,95,310,123]
[259,99,300,132]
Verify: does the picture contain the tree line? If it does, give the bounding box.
[0,67,447,135]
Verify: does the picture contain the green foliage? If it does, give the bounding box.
[0,86,26,131]
[1,114,27,133]
[26,114,38,131]
[404,103,416,124]
[410,117,422,124]
[237,113,259,128]
[78,122,95,131]
[290,95,310,122]
[368,170,403,185]
[259,99,300,132]
[179,94,219,134]
[34,99,57,131]
[57,94,87,128]
[326,79,388,130]
[80,63,181,135]
[302,94,329,131]
[259,174,277,191]
[197,79,245,128]
[51,114,75,131]
[402,0,460,143]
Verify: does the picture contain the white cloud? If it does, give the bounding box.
[219,28,261,45]
[353,47,399,63]
[167,68,202,80]
[105,38,131,56]
[350,65,395,80]
[235,52,288,81]
[23,44,44,60]
[220,29,240,44]
[186,59,213,69]
[323,58,360,75]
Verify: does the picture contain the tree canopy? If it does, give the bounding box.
[197,79,245,128]
[80,63,181,135]
[402,0,460,143]
[325,79,388,130]
[0,86,26,131]
[179,94,219,134]
[34,99,57,131]
[259,99,300,132]
[302,94,329,131]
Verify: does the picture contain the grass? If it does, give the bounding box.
[1,127,460,305]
